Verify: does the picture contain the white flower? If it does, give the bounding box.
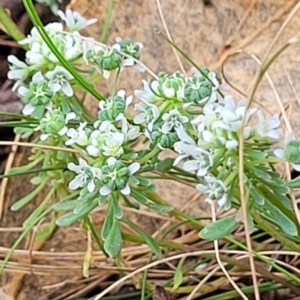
[196,176,227,207]
[101,132,125,157]
[174,127,213,177]
[68,158,102,192]
[46,66,74,96]
[134,80,162,103]
[161,109,189,132]
[58,9,97,32]
[65,122,89,146]
[121,118,140,141]
[134,99,160,131]
[255,110,283,141]
[7,55,31,81]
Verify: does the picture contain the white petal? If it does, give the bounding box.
[86,145,99,157]
[62,83,74,97]
[22,103,35,115]
[100,185,111,196]
[87,180,95,193]
[129,162,140,175]
[40,134,50,141]
[274,149,284,158]
[121,184,130,195]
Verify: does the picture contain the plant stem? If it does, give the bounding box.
[0,3,27,47]
[138,146,160,164]
[100,0,114,43]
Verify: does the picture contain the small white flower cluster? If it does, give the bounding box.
[7,10,143,136]
[133,69,284,208]
[68,157,140,196]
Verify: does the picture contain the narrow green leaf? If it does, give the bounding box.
[250,187,265,205]
[112,194,123,219]
[247,164,271,180]
[286,176,300,189]
[35,219,56,240]
[104,218,122,257]
[261,200,297,236]
[11,178,48,211]
[23,188,54,228]
[73,198,97,215]
[146,202,173,213]
[155,158,174,172]
[52,200,80,211]
[101,202,114,240]
[131,189,148,204]
[123,218,162,258]
[173,257,185,290]
[199,215,239,240]
[245,149,267,159]
[122,195,140,209]
[56,211,84,226]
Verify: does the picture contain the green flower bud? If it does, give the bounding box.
[40,109,65,134]
[99,95,126,121]
[184,77,212,104]
[28,81,53,106]
[95,48,122,70]
[101,161,130,191]
[151,129,179,149]
[117,39,141,60]
[285,140,300,164]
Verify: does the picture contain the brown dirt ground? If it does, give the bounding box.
[1,0,300,299]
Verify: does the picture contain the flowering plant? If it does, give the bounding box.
[2,4,300,278]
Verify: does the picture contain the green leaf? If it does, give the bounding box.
[246,164,271,180]
[56,211,84,226]
[245,149,267,159]
[122,195,140,209]
[52,200,80,211]
[131,189,148,205]
[11,178,48,211]
[261,200,297,236]
[173,257,185,290]
[101,202,114,240]
[123,218,162,258]
[199,215,239,240]
[112,194,123,219]
[250,187,265,205]
[155,158,174,172]
[73,198,97,215]
[14,127,34,138]
[146,202,173,213]
[104,218,122,257]
[35,220,56,240]
[286,176,300,189]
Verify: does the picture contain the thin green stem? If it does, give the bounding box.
[100,0,114,43]
[138,146,160,164]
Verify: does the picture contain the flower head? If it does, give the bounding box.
[100,157,140,196]
[58,9,97,32]
[255,110,283,142]
[46,66,74,96]
[197,176,227,208]
[98,90,132,121]
[18,72,53,117]
[68,158,102,192]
